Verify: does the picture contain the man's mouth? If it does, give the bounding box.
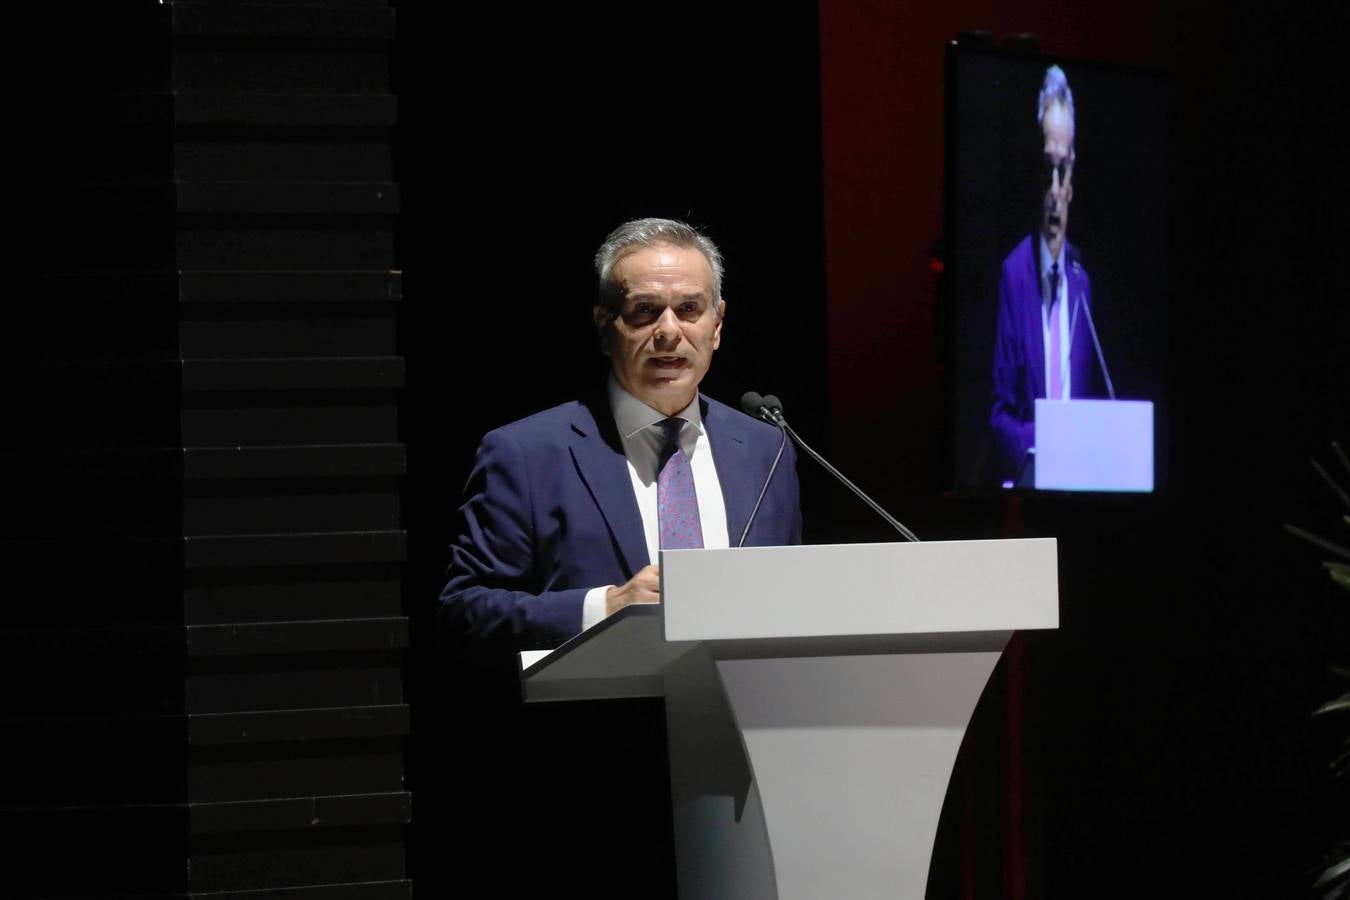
[650,356,687,369]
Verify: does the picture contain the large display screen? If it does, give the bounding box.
[945,47,1170,493]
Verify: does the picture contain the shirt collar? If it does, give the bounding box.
[607,375,704,441]
[1038,235,1067,285]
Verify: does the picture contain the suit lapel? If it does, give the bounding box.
[703,397,755,545]
[568,399,648,577]
[1024,246,1046,400]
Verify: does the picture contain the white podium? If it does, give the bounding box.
[520,539,1059,899]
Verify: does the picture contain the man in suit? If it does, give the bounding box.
[439,218,802,649]
[990,64,1106,483]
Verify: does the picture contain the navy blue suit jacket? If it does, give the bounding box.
[990,235,1105,479]
[439,392,802,648]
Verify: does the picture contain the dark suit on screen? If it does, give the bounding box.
[990,234,1105,480]
[438,392,802,648]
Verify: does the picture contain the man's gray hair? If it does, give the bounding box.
[594,217,724,313]
[1037,64,1075,156]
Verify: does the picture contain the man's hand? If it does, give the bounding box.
[605,564,660,616]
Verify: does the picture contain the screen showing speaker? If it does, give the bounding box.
[945,46,1170,493]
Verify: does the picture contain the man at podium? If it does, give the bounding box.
[439,218,802,649]
[990,65,1108,483]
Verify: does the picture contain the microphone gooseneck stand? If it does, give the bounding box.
[741,392,920,543]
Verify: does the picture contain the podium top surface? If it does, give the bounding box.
[660,537,1058,643]
[521,538,1057,701]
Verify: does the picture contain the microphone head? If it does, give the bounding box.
[762,394,784,414]
[740,391,766,416]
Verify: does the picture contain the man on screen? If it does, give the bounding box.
[439,217,803,649]
[990,64,1107,483]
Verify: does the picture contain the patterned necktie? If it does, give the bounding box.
[657,418,704,550]
[1048,262,1063,400]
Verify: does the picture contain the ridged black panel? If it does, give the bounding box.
[6,728,406,806]
[191,705,411,746]
[183,563,403,624]
[4,2,409,895]
[176,138,393,181]
[179,271,402,304]
[188,880,412,900]
[170,4,396,42]
[172,92,399,127]
[190,792,411,835]
[188,738,406,803]
[184,531,406,568]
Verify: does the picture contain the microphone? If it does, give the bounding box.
[740,391,765,411]
[740,391,786,424]
[737,392,789,546]
[1069,284,1116,400]
[741,392,920,542]
[762,394,785,423]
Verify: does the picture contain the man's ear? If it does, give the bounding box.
[712,298,726,350]
[593,305,613,355]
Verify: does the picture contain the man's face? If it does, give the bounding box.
[1039,100,1075,261]
[595,242,724,416]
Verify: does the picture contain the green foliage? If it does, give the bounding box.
[1288,442,1350,899]
[1328,563,1350,592]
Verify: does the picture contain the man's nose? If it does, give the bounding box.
[653,307,681,346]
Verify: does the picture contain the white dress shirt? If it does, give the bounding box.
[579,378,729,630]
[1039,236,1072,400]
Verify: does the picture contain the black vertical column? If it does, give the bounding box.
[3,3,409,897]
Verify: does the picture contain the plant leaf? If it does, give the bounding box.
[1286,523,1350,561]
[1313,853,1350,890]
[1315,694,1350,716]
[1334,441,1349,480]
[1312,458,1350,511]
[1333,745,1350,779]
[1327,562,1350,591]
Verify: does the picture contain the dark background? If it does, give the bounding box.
[395,0,1349,897]
[947,50,1172,490]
